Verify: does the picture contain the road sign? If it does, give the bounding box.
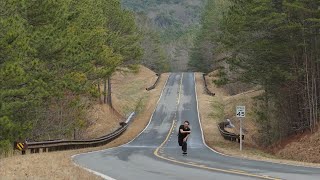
[236,106,245,118]
[236,106,245,151]
[14,141,27,151]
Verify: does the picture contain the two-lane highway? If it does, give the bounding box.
[73,73,320,180]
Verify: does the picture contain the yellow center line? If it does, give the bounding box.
[230,169,248,173]
[177,73,183,106]
[153,73,281,180]
[187,162,203,166]
[187,162,198,164]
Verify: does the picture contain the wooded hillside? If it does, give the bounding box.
[122,0,206,71]
[0,0,142,154]
[191,0,320,146]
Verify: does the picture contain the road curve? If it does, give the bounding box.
[73,73,320,180]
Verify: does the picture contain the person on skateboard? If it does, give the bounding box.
[178,120,191,155]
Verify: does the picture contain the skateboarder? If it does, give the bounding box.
[178,120,191,155]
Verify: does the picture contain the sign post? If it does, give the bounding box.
[236,106,245,151]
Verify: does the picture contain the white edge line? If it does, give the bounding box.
[71,73,171,179]
[121,73,170,146]
[72,161,116,180]
[193,72,320,169]
[194,72,228,157]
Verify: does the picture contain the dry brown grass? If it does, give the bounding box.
[200,72,262,147]
[0,67,169,179]
[0,151,101,180]
[83,105,122,139]
[276,130,320,163]
[82,65,158,139]
[195,72,320,168]
[111,65,158,116]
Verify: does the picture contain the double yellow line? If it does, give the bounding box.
[153,73,280,180]
[154,73,183,154]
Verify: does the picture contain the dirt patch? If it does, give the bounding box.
[0,69,169,179]
[195,72,320,168]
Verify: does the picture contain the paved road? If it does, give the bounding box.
[73,73,320,180]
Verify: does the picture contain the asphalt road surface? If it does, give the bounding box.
[73,73,320,180]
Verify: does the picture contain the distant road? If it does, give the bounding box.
[73,73,320,180]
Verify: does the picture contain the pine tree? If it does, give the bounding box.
[193,0,320,146]
[0,0,143,153]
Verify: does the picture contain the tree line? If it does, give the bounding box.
[191,0,320,146]
[122,0,206,71]
[135,13,170,72]
[0,0,142,153]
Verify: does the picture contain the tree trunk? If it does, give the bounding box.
[107,77,112,107]
[98,79,102,103]
[302,23,313,132]
[103,78,107,104]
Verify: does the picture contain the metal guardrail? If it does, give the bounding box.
[146,73,161,91]
[218,122,244,143]
[15,112,135,154]
[202,74,215,96]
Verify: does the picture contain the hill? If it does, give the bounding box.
[121,0,206,71]
[196,72,320,166]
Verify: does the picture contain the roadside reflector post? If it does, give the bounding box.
[236,106,245,151]
[14,141,28,155]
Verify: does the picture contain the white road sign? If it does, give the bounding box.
[236,106,245,118]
